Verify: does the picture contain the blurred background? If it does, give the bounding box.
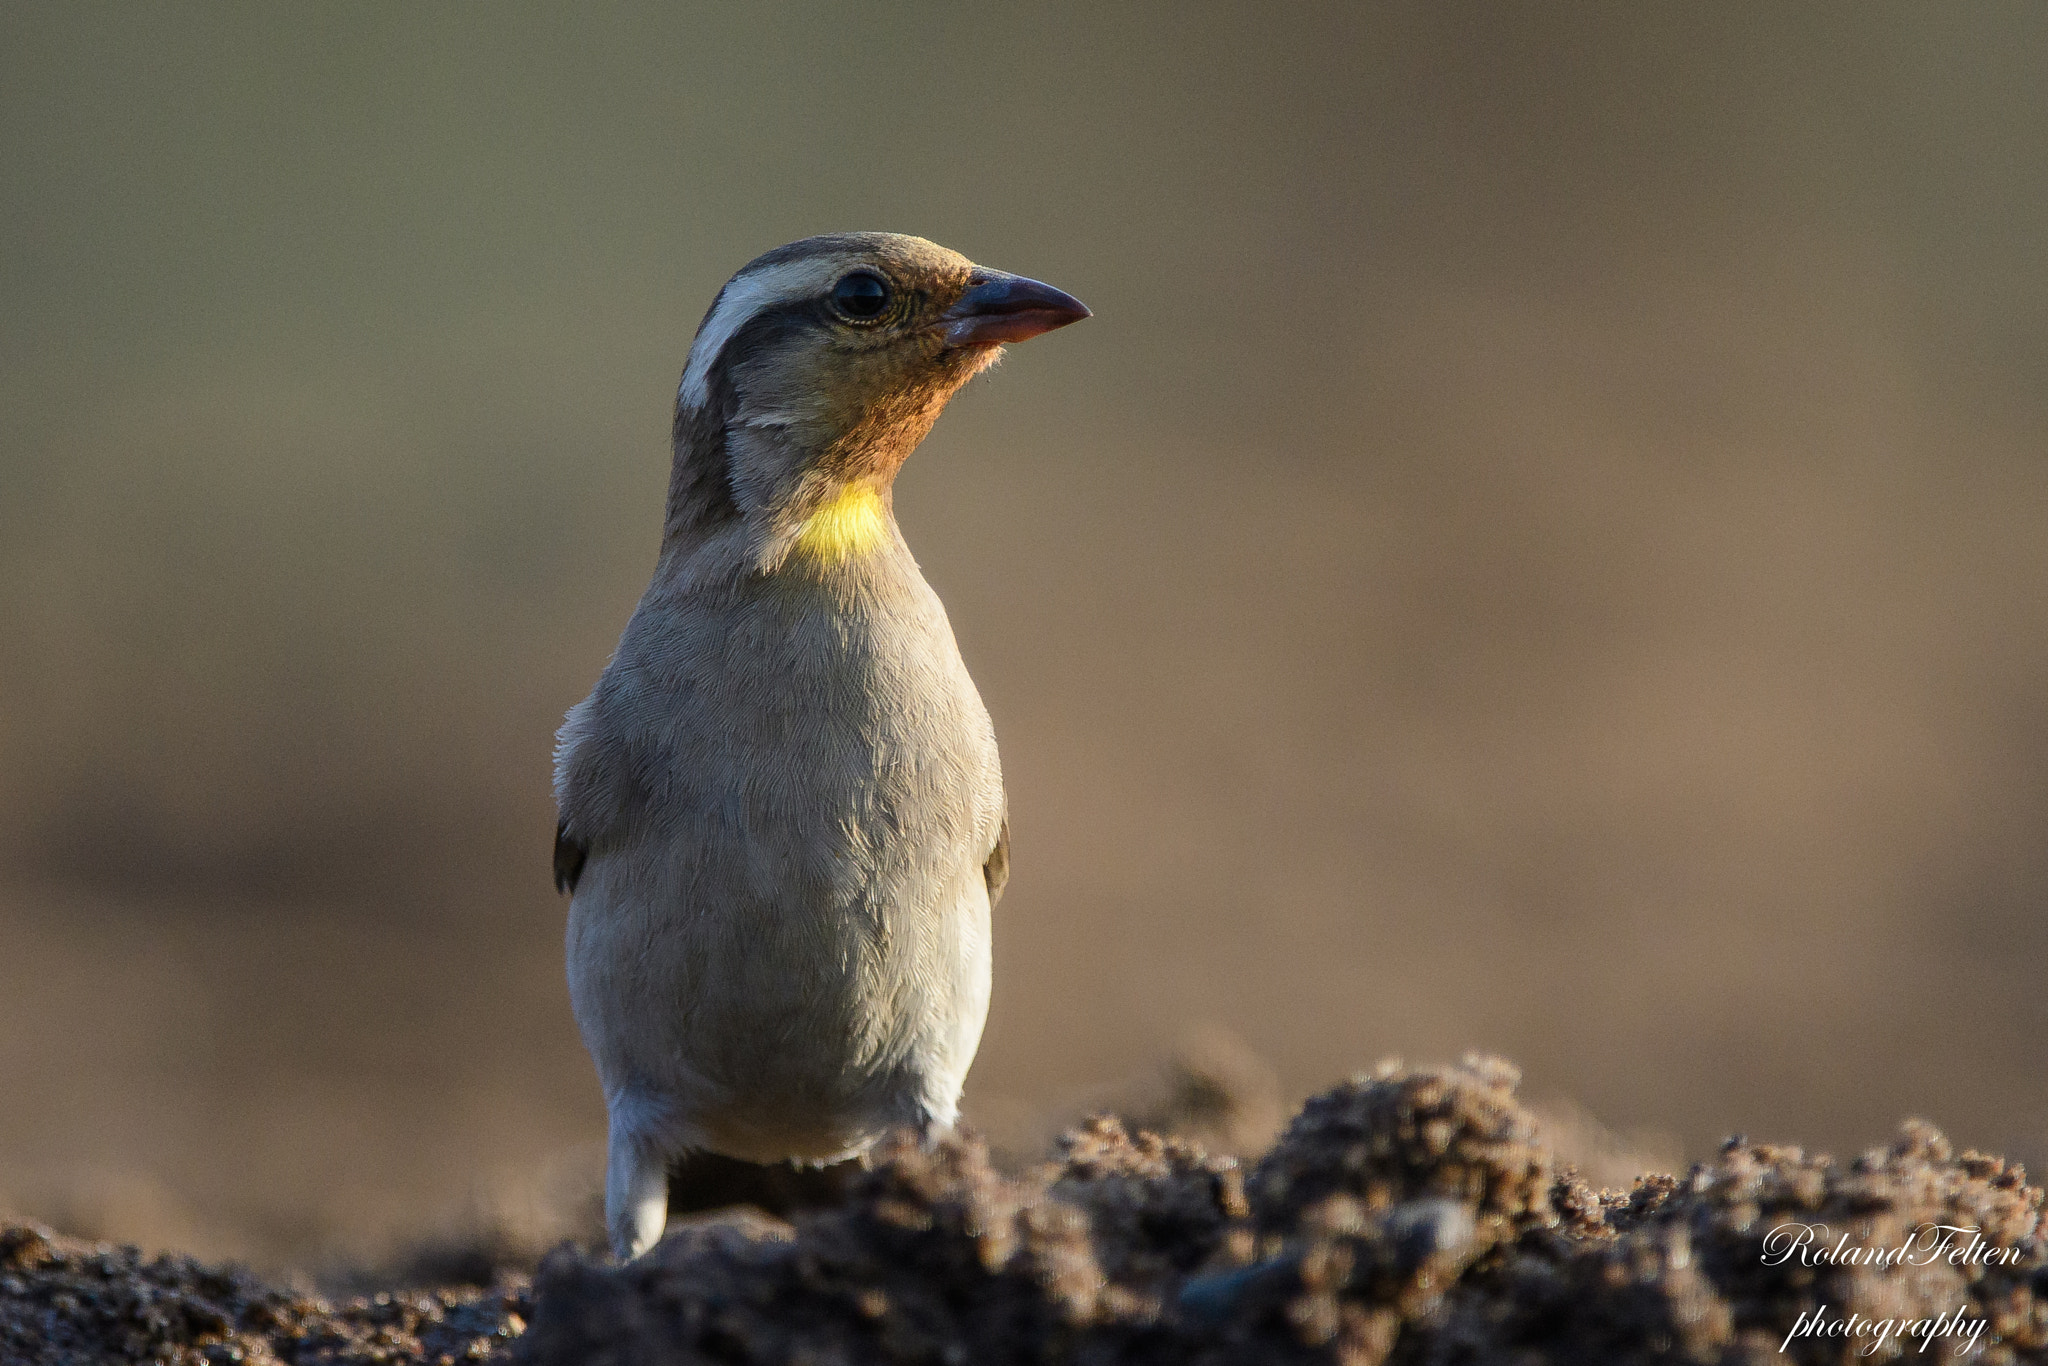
[3,1,2045,1271]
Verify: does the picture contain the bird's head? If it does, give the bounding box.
[665,233,1089,567]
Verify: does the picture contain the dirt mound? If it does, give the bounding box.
[9,1057,2048,1363]
[517,1057,2048,1365]
[0,1224,529,1365]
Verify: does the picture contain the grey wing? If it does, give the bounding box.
[554,819,588,895]
[552,687,636,897]
[983,810,1010,908]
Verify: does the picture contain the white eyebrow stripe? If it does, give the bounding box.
[677,257,846,411]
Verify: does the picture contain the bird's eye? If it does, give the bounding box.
[830,271,891,322]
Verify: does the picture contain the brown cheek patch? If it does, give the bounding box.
[818,334,982,483]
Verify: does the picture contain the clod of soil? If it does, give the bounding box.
[9,1056,2048,1364]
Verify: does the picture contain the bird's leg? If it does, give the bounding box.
[604,1108,673,1260]
[910,1091,960,1151]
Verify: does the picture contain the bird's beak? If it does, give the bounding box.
[941,271,1091,348]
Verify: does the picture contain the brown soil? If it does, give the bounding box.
[8,1055,2046,1365]
[0,1223,530,1365]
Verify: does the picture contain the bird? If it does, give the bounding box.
[551,233,1089,1259]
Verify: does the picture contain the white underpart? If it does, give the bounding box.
[678,257,847,411]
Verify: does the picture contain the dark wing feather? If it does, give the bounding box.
[983,812,1010,908]
[553,820,588,895]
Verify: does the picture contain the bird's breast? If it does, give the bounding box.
[561,550,1001,1154]
[617,555,1002,901]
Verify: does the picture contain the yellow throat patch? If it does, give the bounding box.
[791,484,890,564]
